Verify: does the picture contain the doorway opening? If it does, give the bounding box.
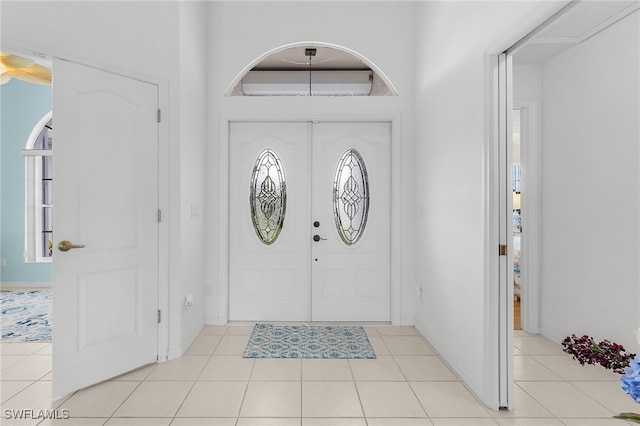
[512,109,522,331]
[219,41,401,325]
[0,52,53,343]
[489,0,638,410]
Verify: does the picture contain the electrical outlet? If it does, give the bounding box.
[0,258,6,267]
[185,293,194,307]
[415,280,422,297]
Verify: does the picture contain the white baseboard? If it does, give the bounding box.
[538,327,564,345]
[166,345,182,361]
[413,318,487,408]
[1,282,52,290]
[205,316,225,325]
[167,320,206,361]
[400,317,415,327]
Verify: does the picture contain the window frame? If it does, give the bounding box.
[22,111,53,263]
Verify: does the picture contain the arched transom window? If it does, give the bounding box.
[228,44,397,97]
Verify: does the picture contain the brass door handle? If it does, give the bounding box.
[58,240,85,252]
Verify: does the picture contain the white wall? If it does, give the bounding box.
[514,65,542,100]
[513,63,543,334]
[413,0,542,407]
[0,1,208,357]
[539,10,640,350]
[176,1,208,355]
[204,1,418,325]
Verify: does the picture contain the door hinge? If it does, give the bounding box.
[157,209,162,223]
[157,310,161,323]
[157,109,161,123]
[499,244,507,256]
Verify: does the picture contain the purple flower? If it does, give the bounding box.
[562,334,635,373]
[621,355,640,403]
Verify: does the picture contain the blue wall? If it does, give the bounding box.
[1,78,52,283]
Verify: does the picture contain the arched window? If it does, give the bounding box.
[21,111,53,262]
[227,43,398,97]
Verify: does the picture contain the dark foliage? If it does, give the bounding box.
[562,334,635,374]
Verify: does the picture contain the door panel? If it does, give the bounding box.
[53,60,159,397]
[229,122,311,321]
[228,121,390,322]
[311,122,391,321]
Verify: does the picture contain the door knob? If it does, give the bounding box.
[58,240,85,252]
[313,235,327,242]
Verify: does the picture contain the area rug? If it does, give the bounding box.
[243,323,376,359]
[0,290,52,342]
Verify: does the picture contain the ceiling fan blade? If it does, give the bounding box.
[0,73,12,85]
[0,53,36,69]
[5,64,51,85]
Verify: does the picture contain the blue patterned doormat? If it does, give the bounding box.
[243,324,376,359]
[0,291,52,342]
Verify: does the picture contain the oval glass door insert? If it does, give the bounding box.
[250,149,286,245]
[333,148,369,245]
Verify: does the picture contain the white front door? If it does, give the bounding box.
[229,122,311,321]
[229,121,390,322]
[52,60,159,397]
[311,122,391,321]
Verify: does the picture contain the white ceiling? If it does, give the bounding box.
[259,2,640,69]
[512,0,639,65]
[13,2,637,75]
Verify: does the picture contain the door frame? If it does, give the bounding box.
[483,0,572,410]
[2,42,171,362]
[220,115,402,325]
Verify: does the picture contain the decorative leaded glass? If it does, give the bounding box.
[250,149,287,245]
[333,149,369,245]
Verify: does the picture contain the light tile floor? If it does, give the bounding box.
[1,327,638,425]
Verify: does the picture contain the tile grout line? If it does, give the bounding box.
[515,343,570,424]
[347,345,370,425]
[515,339,625,424]
[169,345,213,424]
[387,345,433,420]
[235,342,258,424]
[565,377,624,418]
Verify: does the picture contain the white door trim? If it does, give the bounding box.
[483,0,573,410]
[156,80,170,362]
[1,42,171,362]
[220,114,402,325]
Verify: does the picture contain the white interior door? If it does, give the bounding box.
[52,59,159,397]
[311,122,391,322]
[229,121,390,322]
